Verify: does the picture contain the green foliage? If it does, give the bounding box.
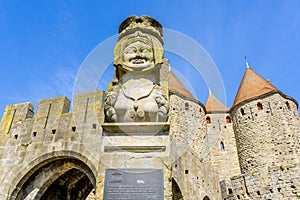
[21,140,32,147]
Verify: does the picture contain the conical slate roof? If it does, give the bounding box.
[169,72,195,100]
[232,68,278,107]
[206,93,229,112]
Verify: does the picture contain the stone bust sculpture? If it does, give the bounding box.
[104,16,169,123]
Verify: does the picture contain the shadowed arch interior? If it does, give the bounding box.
[172,178,183,200]
[40,168,94,200]
[10,156,96,200]
[203,196,210,200]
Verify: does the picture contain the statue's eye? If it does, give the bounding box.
[141,48,151,53]
[125,48,136,54]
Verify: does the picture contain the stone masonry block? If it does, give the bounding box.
[73,90,105,126]
[33,96,70,131]
[0,102,34,135]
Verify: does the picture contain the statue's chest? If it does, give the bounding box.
[114,87,159,122]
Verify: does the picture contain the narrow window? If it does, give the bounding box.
[52,129,56,134]
[228,188,233,194]
[220,141,225,151]
[226,116,231,123]
[257,102,263,110]
[240,108,245,115]
[286,101,291,110]
[185,103,189,110]
[185,170,189,174]
[206,117,211,124]
[72,126,76,132]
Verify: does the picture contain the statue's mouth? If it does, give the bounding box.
[131,58,147,64]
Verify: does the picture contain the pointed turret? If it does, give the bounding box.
[231,65,300,181]
[206,93,229,113]
[232,67,278,108]
[169,71,195,100]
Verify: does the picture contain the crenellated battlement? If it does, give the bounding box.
[1,87,299,199]
[1,102,34,134]
[222,164,300,199]
[0,90,106,144]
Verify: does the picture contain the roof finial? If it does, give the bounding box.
[208,88,212,95]
[245,56,250,69]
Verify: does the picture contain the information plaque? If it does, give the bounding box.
[103,168,164,200]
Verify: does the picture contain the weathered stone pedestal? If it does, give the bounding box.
[97,122,172,199]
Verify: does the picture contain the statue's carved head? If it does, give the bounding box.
[114,16,164,78]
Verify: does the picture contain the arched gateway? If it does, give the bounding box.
[9,152,96,200]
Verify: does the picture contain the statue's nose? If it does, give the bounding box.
[136,50,142,57]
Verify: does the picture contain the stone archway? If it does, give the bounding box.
[40,168,94,200]
[172,178,183,200]
[10,155,96,200]
[203,195,210,200]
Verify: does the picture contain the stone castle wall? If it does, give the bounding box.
[1,90,214,199]
[204,112,241,194]
[222,164,300,199]
[169,94,226,199]
[0,91,105,199]
[0,88,299,199]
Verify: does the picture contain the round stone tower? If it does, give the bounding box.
[231,67,300,176]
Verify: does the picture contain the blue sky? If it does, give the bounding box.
[0,0,300,116]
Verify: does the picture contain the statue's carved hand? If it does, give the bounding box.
[155,89,169,121]
[104,89,119,122]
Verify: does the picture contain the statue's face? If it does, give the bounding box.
[122,41,154,72]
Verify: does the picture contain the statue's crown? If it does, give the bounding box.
[118,15,163,44]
